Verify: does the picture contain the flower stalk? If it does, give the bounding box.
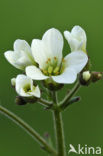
[52,92,66,156]
[0,105,57,156]
[60,96,81,111]
[38,98,53,107]
[60,81,81,110]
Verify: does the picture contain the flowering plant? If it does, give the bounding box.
[1,26,102,156]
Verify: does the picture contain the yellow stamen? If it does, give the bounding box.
[53,66,59,74]
[48,66,53,74]
[54,57,57,60]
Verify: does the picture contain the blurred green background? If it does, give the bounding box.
[0,0,103,155]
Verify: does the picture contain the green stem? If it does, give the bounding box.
[0,105,57,156]
[60,96,81,111]
[60,81,81,108]
[52,92,66,156]
[38,98,52,107]
[52,91,58,105]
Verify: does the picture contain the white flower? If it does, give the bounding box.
[4,40,35,70]
[82,71,91,81]
[26,28,88,84]
[64,26,87,52]
[15,74,40,98]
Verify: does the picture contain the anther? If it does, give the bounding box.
[48,58,51,62]
[54,57,57,60]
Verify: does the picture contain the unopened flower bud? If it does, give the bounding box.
[79,71,91,86]
[82,71,91,81]
[15,96,27,105]
[91,72,103,83]
[11,78,16,87]
[25,97,38,103]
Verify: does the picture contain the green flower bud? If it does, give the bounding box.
[82,71,91,81]
[11,78,16,87]
[91,72,103,83]
[79,71,91,86]
[15,96,27,105]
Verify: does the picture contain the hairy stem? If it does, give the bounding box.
[0,105,57,156]
[52,92,66,156]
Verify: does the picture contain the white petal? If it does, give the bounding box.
[15,51,34,67]
[30,86,41,98]
[31,39,48,69]
[52,67,77,84]
[15,74,41,97]
[26,66,48,80]
[31,28,63,69]
[14,39,31,54]
[4,40,35,70]
[71,26,86,43]
[4,51,24,70]
[42,28,63,64]
[64,31,81,51]
[64,26,87,51]
[64,51,88,73]
[14,39,35,63]
[19,88,32,97]
[16,74,31,95]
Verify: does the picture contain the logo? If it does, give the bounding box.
[68,144,102,155]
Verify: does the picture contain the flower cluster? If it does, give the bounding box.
[4,26,94,101]
[3,25,103,156]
